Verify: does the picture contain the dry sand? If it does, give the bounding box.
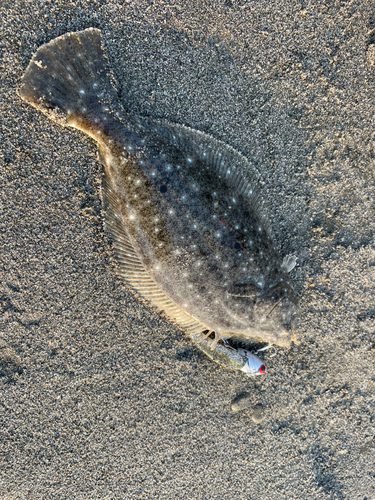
[1,1,375,499]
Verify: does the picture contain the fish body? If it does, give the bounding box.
[19,28,297,371]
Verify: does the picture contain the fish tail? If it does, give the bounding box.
[19,28,119,139]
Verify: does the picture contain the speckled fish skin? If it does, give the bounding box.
[19,28,298,369]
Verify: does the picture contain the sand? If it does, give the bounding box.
[1,1,375,499]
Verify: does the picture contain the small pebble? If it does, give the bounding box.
[251,404,265,423]
[0,346,23,380]
[231,392,252,412]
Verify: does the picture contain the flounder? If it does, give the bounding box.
[19,28,298,374]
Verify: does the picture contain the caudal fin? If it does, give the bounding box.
[19,28,119,136]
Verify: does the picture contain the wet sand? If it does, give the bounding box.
[1,1,375,499]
